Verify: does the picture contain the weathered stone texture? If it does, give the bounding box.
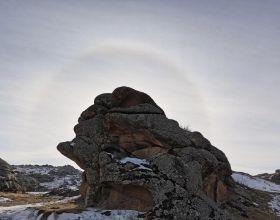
[57,86,233,219]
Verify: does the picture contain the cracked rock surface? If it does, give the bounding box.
[57,86,234,219]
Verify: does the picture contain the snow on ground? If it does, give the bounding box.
[269,195,280,216]
[120,157,152,171]
[0,208,142,220]
[45,209,142,220]
[232,172,280,193]
[0,208,40,220]
[14,166,52,175]
[0,196,82,220]
[14,165,81,191]
[232,172,280,216]
[0,197,12,203]
[0,195,142,220]
[27,192,49,195]
[40,175,80,190]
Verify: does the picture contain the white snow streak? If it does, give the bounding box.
[232,173,280,193]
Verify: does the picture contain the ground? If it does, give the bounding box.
[0,172,280,219]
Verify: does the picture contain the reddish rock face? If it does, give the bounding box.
[80,179,89,198]
[106,120,169,160]
[101,184,153,211]
[57,86,233,219]
[216,179,228,202]
[118,130,163,152]
[111,86,164,114]
[202,174,228,203]
[132,147,168,159]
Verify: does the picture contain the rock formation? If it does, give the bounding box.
[13,164,81,192]
[255,169,280,184]
[57,86,233,219]
[0,157,22,192]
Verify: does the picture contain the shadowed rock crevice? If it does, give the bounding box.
[57,86,234,219]
[99,184,153,211]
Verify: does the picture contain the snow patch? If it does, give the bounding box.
[27,192,49,195]
[232,173,280,193]
[269,195,280,216]
[0,197,12,203]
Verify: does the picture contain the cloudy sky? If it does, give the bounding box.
[0,0,279,174]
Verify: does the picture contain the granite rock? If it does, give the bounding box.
[57,86,234,219]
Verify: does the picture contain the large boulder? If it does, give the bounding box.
[57,86,233,219]
[0,157,22,192]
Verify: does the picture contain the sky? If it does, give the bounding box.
[0,0,279,175]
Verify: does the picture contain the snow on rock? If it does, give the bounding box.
[232,172,280,193]
[269,195,280,216]
[120,157,152,170]
[0,197,12,203]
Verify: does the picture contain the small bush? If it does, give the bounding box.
[180,125,191,132]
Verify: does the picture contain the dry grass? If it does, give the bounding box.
[0,192,53,206]
[226,184,280,220]
[0,191,85,218]
[245,189,280,220]
[37,200,84,214]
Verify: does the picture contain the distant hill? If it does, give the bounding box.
[255,170,280,185]
[12,164,81,194]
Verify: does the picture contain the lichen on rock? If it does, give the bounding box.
[0,158,22,192]
[57,86,233,219]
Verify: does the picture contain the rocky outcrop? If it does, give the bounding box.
[57,86,233,219]
[0,157,22,192]
[255,169,280,184]
[13,164,81,192]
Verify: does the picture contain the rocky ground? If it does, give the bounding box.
[1,87,280,219]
